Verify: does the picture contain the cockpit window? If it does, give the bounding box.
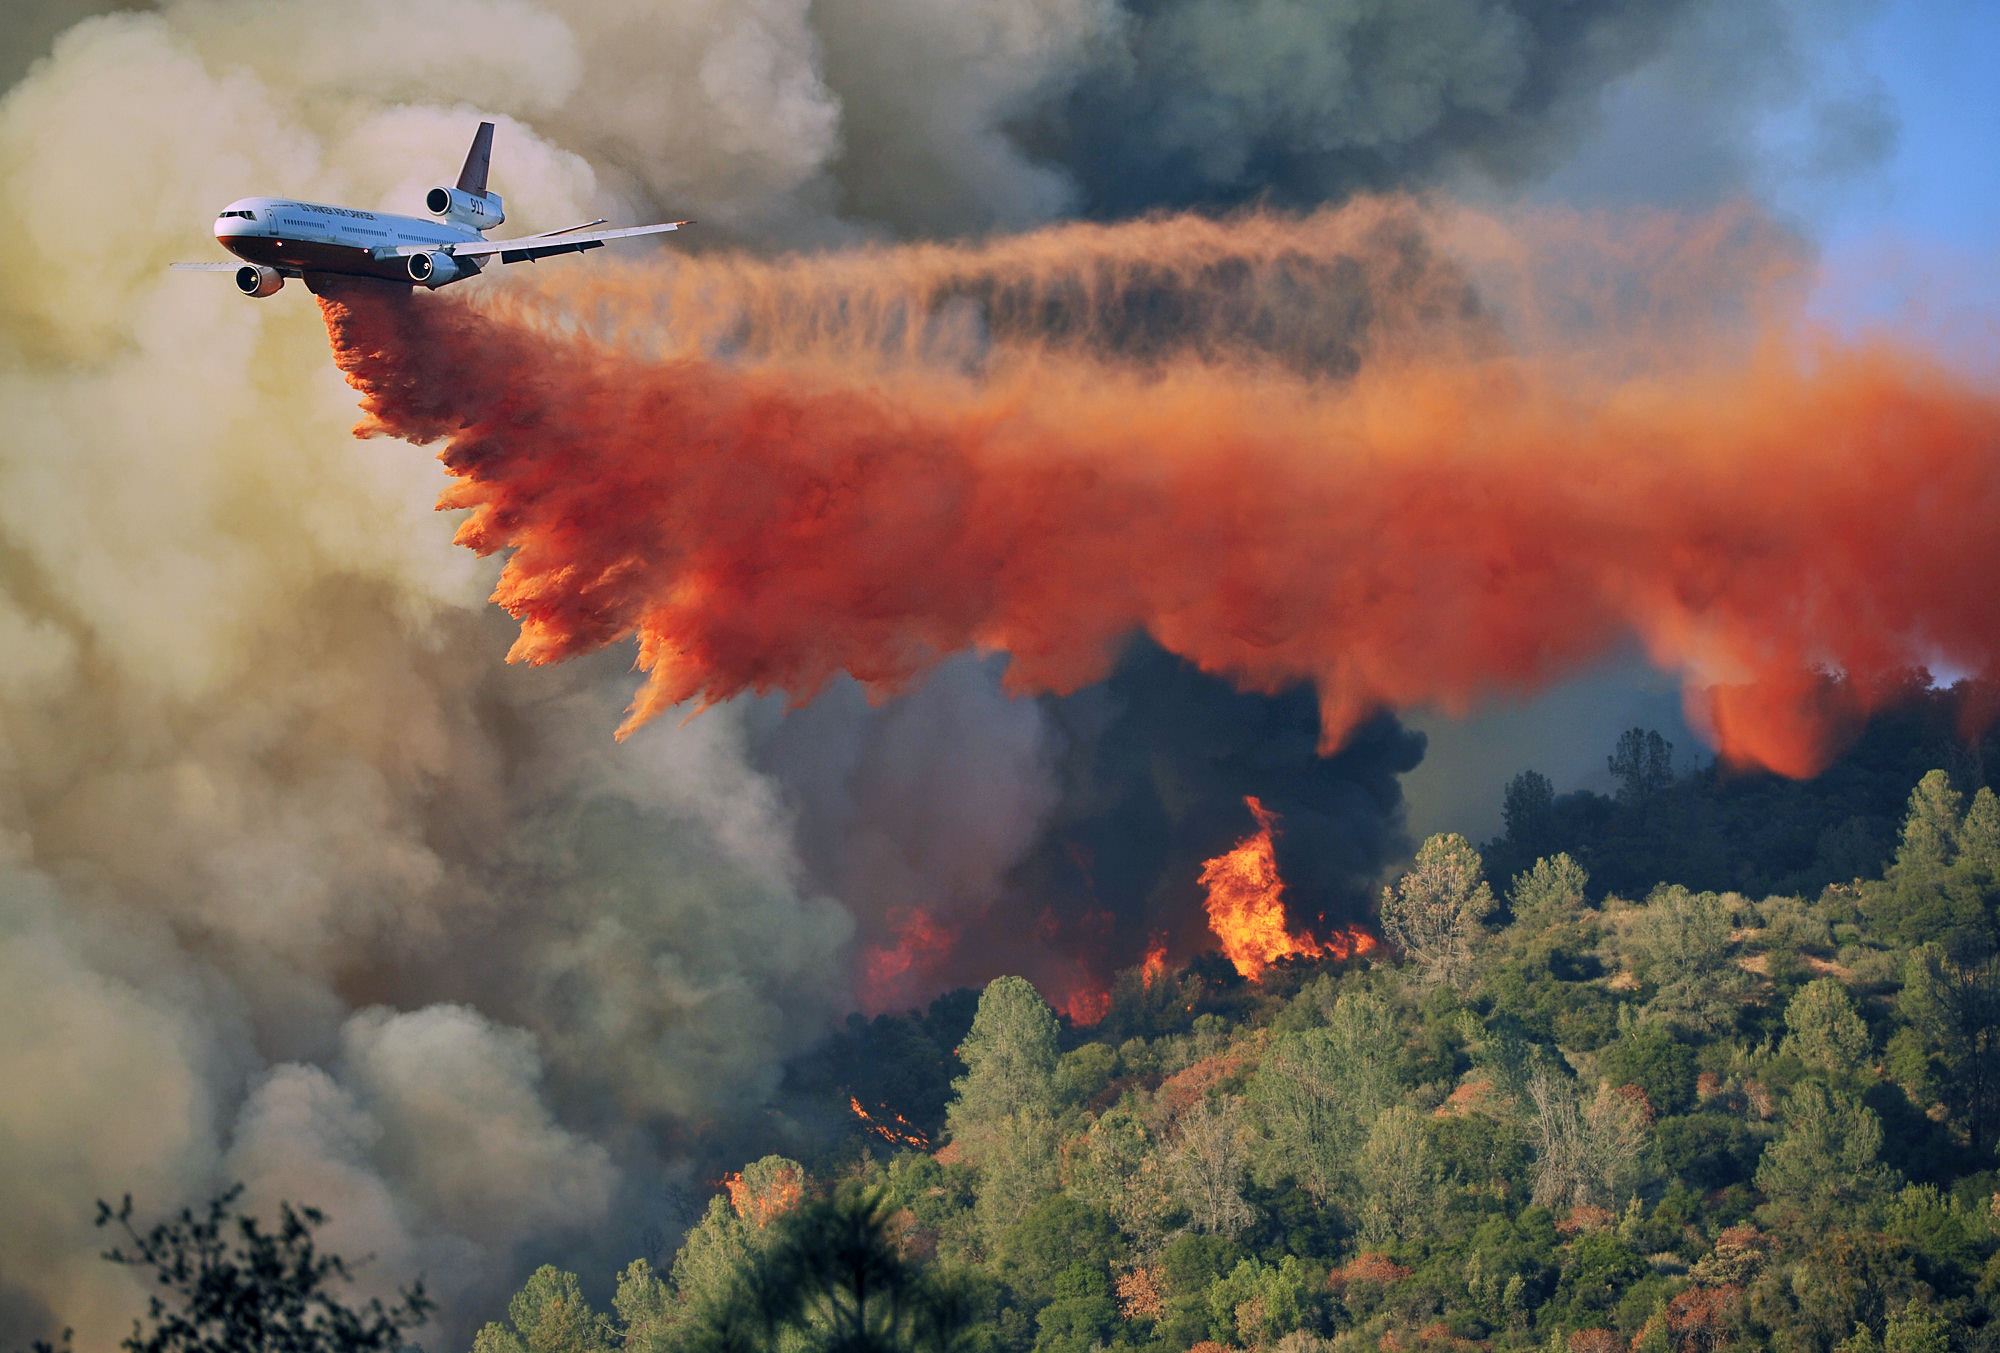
[216,209,257,220]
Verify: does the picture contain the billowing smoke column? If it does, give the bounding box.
[320,199,2000,786]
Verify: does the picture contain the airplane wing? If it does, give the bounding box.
[169,262,240,271]
[374,220,689,266]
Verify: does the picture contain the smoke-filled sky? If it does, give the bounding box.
[0,0,1993,1347]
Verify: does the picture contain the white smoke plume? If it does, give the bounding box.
[0,7,855,1344]
[0,0,1898,1346]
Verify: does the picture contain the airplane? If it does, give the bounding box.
[172,122,688,297]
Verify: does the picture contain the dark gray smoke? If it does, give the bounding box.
[755,641,1425,1013]
[811,0,1890,230]
[1022,639,1428,963]
[1031,0,1694,215]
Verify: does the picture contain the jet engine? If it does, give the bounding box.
[406,251,472,287]
[233,264,283,297]
[425,185,505,230]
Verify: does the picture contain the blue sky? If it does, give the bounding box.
[1823,0,1999,249]
[1798,0,1998,362]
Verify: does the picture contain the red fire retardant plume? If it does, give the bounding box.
[316,198,2000,779]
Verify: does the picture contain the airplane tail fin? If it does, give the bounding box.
[456,122,495,196]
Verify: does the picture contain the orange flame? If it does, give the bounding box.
[721,1161,804,1228]
[1060,985,1112,1025]
[857,906,954,1014]
[1321,926,1378,961]
[849,1096,932,1150]
[1199,797,1310,979]
[1141,938,1169,987]
[1198,797,1376,980]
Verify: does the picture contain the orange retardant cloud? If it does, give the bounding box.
[316,197,2000,777]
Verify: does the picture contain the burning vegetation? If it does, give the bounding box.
[720,1156,805,1229]
[1199,797,1377,980]
[849,1096,932,1150]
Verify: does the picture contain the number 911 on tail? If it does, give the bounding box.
[173,122,689,297]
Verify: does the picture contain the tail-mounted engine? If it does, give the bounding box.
[425,185,505,230]
[406,251,475,288]
[233,264,283,297]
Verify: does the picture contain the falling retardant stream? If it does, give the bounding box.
[315,196,2000,780]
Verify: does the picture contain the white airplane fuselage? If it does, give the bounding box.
[177,122,686,296]
[214,196,486,287]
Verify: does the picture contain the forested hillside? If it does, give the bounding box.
[475,747,2000,1353]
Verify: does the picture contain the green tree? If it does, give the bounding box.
[1753,1082,1894,1227]
[1597,1021,1696,1117]
[688,1186,970,1353]
[1380,833,1496,990]
[1752,1231,1923,1353]
[81,1188,431,1353]
[1882,1301,1954,1353]
[1608,729,1675,806]
[944,976,1063,1244]
[1959,785,2000,879]
[1249,991,1400,1202]
[1205,1256,1312,1348]
[474,1267,614,1353]
[947,977,1061,1141]
[671,1194,762,1319]
[1893,943,2000,1147]
[1631,886,1741,1031]
[971,1108,1063,1246]
[1837,1303,1953,1353]
[613,1260,675,1353]
[1503,771,1560,857]
[1546,1231,1647,1330]
[995,1196,1123,1307]
[1780,978,1872,1079]
[1032,1281,1117,1353]
[1052,1044,1116,1107]
[1869,771,1993,949]
[1510,853,1589,927]
[1062,1100,1175,1246]
[1894,771,1963,879]
[1154,1235,1247,1348]
[1353,1104,1437,1244]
